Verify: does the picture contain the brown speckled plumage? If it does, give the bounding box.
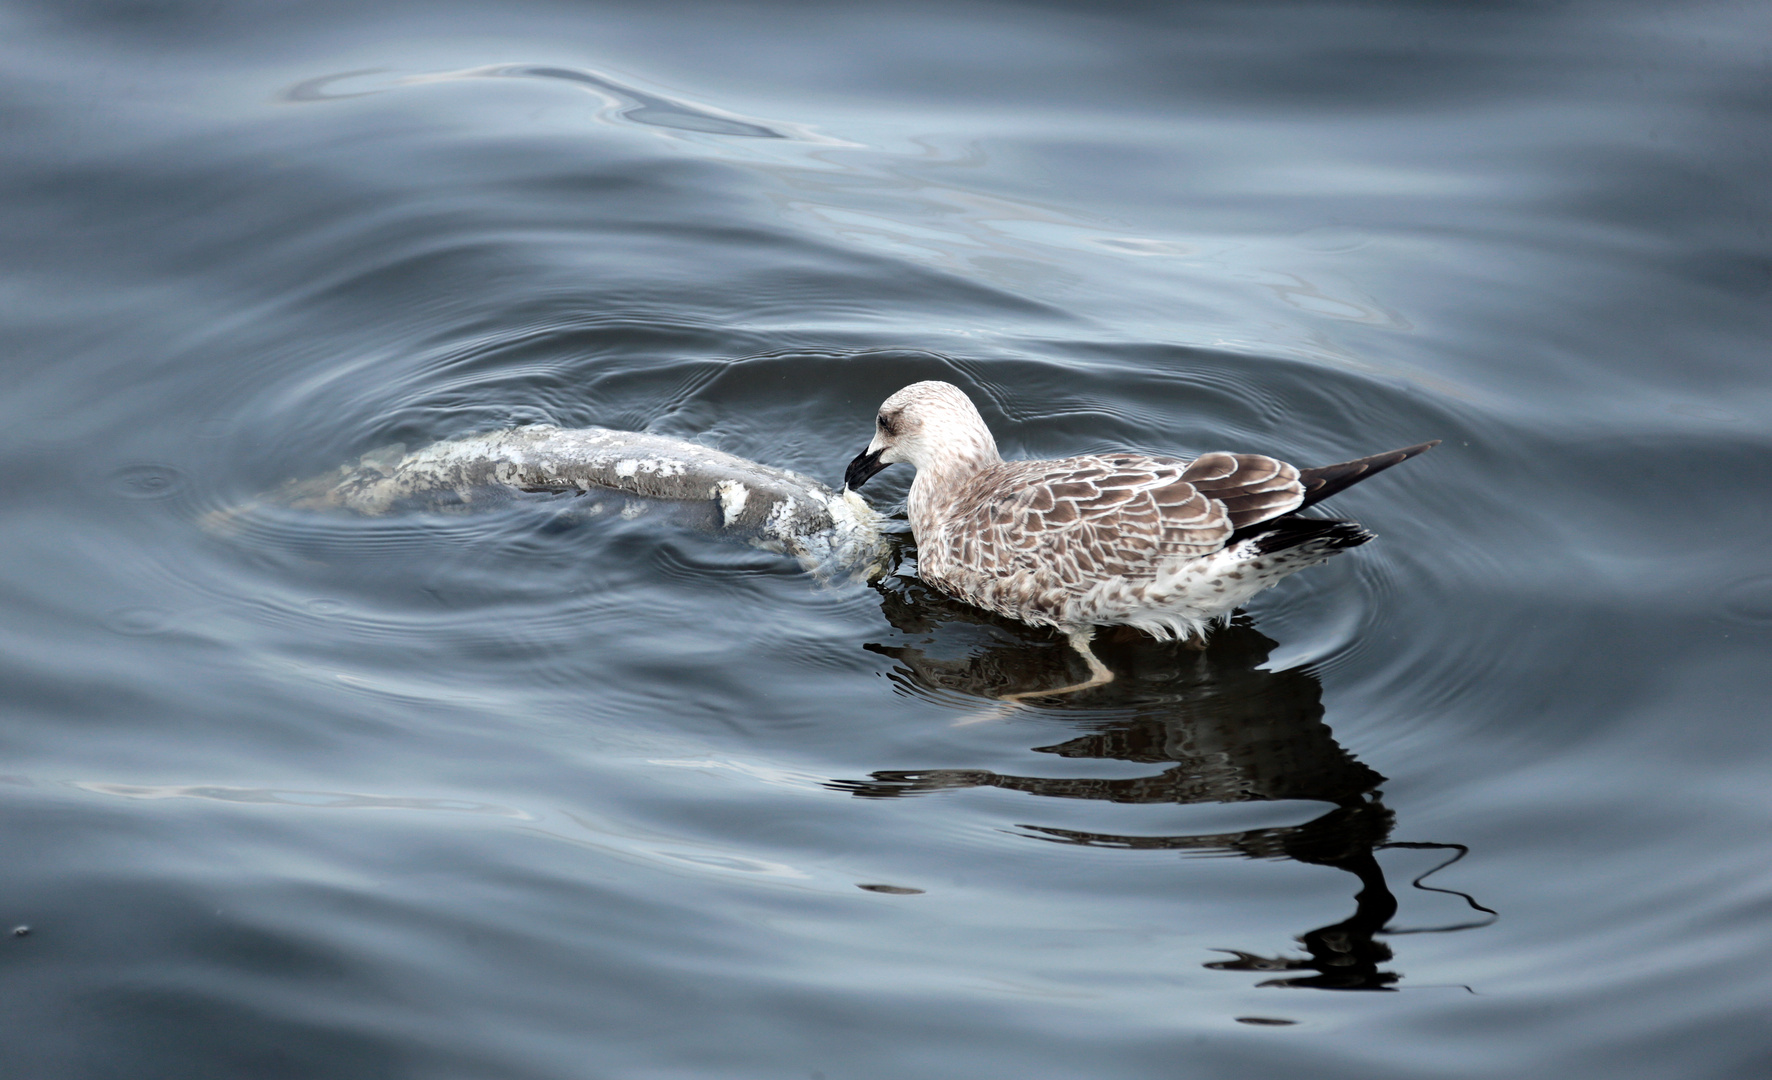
[845,381,1437,651]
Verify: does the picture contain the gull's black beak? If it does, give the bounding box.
[844,447,889,490]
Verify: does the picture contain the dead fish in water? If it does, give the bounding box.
[213,425,890,576]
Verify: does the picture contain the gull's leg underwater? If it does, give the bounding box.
[951,629,1116,726]
[1003,628,1116,702]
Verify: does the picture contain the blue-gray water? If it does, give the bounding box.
[4,2,1771,1077]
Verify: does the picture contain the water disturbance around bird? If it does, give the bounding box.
[3,3,1771,1079]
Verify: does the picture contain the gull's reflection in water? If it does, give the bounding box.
[833,576,1493,992]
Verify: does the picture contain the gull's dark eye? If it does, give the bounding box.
[877,414,896,436]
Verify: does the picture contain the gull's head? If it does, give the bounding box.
[844,380,999,490]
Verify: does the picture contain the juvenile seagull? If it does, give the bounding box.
[844,380,1437,698]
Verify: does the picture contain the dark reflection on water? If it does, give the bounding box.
[5,1,1772,1078]
[837,593,1494,993]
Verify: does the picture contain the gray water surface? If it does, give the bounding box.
[4,2,1771,1078]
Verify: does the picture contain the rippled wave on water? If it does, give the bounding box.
[4,2,1772,1078]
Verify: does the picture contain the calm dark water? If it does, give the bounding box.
[4,1,1771,1077]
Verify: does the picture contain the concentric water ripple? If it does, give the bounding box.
[5,4,1772,1079]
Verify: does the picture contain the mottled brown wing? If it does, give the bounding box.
[939,455,1232,590]
[1179,452,1305,530]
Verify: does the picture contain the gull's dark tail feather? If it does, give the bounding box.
[1246,516,1374,556]
[1296,440,1440,512]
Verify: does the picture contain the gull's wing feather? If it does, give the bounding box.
[1295,441,1440,510]
[1179,452,1306,530]
[935,455,1234,591]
